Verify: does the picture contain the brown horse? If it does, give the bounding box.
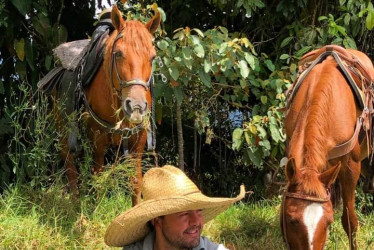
[281,45,374,250]
[54,5,160,205]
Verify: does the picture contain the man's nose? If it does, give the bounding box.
[189,210,203,225]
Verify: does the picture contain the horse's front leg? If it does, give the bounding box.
[129,129,148,206]
[340,157,361,250]
[89,128,109,174]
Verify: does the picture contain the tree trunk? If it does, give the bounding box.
[176,103,184,171]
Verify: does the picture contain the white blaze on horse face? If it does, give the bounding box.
[303,203,323,249]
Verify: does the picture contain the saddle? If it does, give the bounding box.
[285,45,374,161]
[37,18,113,95]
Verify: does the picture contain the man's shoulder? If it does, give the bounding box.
[122,241,144,250]
[196,236,228,250]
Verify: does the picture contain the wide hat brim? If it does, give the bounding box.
[105,185,245,247]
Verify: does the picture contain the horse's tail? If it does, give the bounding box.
[331,178,342,209]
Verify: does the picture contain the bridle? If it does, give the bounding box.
[110,31,154,98]
[281,185,331,250]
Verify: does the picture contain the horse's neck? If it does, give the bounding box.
[288,63,338,172]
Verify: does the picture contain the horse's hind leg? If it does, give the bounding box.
[340,157,361,250]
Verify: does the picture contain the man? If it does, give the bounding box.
[105,165,246,250]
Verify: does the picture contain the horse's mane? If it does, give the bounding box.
[292,57,339,197]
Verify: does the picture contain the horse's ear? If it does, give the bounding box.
[320,162,341,188]
[111,5,125,31]
[145,11,161,34]
[285,158,297,181]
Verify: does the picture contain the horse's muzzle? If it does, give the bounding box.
[123,98,148,124]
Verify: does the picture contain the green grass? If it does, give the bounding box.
[0,185,373,250]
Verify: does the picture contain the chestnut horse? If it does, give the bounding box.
[54,6,160,205]
[281,45,374,249]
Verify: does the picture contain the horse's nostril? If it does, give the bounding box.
[144,101,148,111]
[125,99,132,112]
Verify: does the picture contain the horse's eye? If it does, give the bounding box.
[115,51,123,59]
[288,217,300,225]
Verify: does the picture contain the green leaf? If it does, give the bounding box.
[295,46,312,57]
[173,87,183,105]
[199,69,211,87]
[244,52,256,70]
[280,54,289,60]
[259,139,271,150]
[25,39,34,71]
[157,7,167,22]
[182,47,192,60]
[238,60,249,78]
[55,24,68,45]
[318,16,328,21]
[280,37,293,48]
[343,37,357,49]
[192,28,204,37]
[256,124,267,137]
[270,124,281,142]
[204,59,211,73]
[245,148,262,167]
[157,40,169,50]
[14,38,25,61]
[45,55,52,70]
[260,96,267,104]
[10,0,31,16]
[219,42,228,54]
[264,60,275,71]
[190,35,200,45]
[366,11,374,30]
[244,129,252,144]
[194,44,205,58]
[232,128,244,151]
[169,66,179,81]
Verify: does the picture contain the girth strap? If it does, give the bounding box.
[327,118,362,160]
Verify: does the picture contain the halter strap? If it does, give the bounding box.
[281,186,331,250]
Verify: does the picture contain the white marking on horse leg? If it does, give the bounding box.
[303,203,323,249]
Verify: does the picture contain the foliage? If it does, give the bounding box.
[1,0,374,197]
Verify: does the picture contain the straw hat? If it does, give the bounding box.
[105,165,246,247]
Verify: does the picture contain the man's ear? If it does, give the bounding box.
[145,11,161,34]
[285,157,297,181]
[111,5,125,31]
[320,162,341,188]
[152,217,162,227]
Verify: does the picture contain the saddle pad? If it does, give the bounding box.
[53,39,91,70]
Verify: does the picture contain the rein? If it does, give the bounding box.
[281,186,331,250]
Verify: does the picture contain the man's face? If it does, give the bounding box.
[154,209,204,249]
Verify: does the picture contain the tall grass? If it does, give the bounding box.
[1,183,373,249]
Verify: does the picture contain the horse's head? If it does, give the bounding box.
[280,158,341,250]
[106,5,160,124]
